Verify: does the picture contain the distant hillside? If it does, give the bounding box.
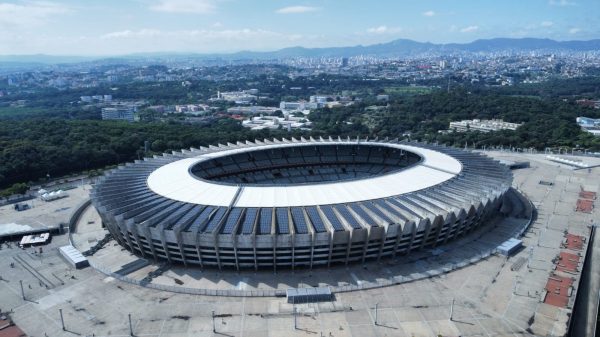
[226,38,600,59]
[1,38,599,66]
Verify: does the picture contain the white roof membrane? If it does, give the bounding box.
[146,142,462,208]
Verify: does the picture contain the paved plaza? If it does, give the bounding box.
[0,151,598,337]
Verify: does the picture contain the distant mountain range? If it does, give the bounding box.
[227,38,600,59]
[1,38,599,66]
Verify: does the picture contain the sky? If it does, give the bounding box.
[0,0,599,56]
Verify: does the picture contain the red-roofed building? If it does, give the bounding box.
[544,274,574,308]
[0,318,27,337]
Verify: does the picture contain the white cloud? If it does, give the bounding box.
[541,21,554,27]
[101,28,294,41]
[0,26,322,55]
[423,10,435,17]
[549,0,576,6]
[101,29,162,39]
[569,27,581,34]
[0,1,70,28]
[460,25,479,33]
[150,0,215,14]
[276,6,319,14]
[366,25,402,34]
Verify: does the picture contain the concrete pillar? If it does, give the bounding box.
[159,228,173,263]
[140,225,158,261]
[272,236,277,273]
[406,222,418,254]
[174,229,188,267]
[118,217,136,253]
[361,229,372,265]
[252,234,258,272]
[309,233,315,270]
[291,233,296,272]
[344,231,354,266]
[214,234,222,271]
[392,223,406,258]
[377,227,387,262]
[194,233,204,269]
[431,216,447,248]
[233,235,240,272]
[327,231,334,268]
[127,221,147,258]
[419,220,432,250]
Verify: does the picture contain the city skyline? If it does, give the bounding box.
[0,0,599,56]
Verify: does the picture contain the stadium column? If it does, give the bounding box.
[95,203,125,248]
[126,220,148,259]
[376,225,388,262]
[158,225,173,264]
[194,231,205,269]
[107,208,134,252]
[430,215,447,248]
[140,224,159,261]
[122,227,137,255]
[405,221,418,255]
[272,234,277,273]
[252,233,258,272]
[327,229,334,268]
[361,228,372,265]
[174,227,188,267]
[418,218,434,250]
[344,230,354,266]
[233,234,240,272]
[455,206,476,238]
[392,222,407,258]
[309,232,315,270]
[468,203,485,234]
[290,209,295,272]
[442,212,459,245]
[214,232,222,271]
[271,211,277,273]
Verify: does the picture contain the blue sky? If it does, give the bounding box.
[0,0,598,55]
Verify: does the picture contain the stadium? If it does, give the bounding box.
[91,137,513,271]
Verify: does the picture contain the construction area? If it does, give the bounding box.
[0,151,598,337]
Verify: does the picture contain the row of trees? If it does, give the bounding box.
[310,84,600,150]
[0,118,303,189]
[2,75,600,192]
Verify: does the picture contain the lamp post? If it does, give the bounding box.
[59,309,65,331]
[212,310,216,333]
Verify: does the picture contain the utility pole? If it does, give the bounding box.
[19,280,25,300]
[212,310,216,333]
[128,313,133,336]
[450,298,455,321]
[59,309,65,331]
[374,303,379,325]
[293,304,297,329]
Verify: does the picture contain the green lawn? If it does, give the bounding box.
[384,86,434,95]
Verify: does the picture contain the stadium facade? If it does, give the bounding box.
[91,137,512,271]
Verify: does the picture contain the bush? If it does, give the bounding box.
[0,182,29,198]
